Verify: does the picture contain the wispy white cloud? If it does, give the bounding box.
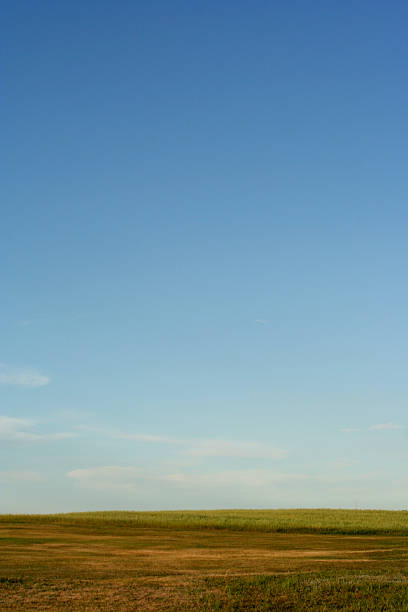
[255,319,267,325]
[341,424,404,433]
[0,470,44,483]
[76,426,286,460]
[114,433,177,443]
[68,466,144,482]
[76,425,178,444]
[0,416,76,443]
[185,439,287,459]
[67,466,151,491]
[330,460,357,468]
[75,425,110,434]
[164,469,308,488]
[0,364,50,387]
[65,464,408,509]
[369,422,403,431]
[0,416,34,436]
[67,465,308,491]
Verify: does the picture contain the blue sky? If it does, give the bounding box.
[2,0,408,512]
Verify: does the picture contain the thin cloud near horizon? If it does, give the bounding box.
[369,423,403,431]
[0,415,76,443]
[0,364,50,387]
[76,425,287,460]
[340,423,403,433]
[67,465,309,490]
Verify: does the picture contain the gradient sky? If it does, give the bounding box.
[2,1,408,512]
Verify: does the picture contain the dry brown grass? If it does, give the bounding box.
[1,522,408,610]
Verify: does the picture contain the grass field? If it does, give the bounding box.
[3,508,408,535]
[1,510,408,610]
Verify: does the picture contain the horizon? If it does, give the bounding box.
[2,507,408,516]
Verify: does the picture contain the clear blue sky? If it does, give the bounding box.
[2,0,408,512]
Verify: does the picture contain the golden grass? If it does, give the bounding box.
[2,508,408,534]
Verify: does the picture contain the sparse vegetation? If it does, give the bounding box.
[1,510,408,609]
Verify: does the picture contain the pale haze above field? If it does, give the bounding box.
[2,1,408,513]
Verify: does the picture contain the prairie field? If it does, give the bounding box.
[1,510,408,610]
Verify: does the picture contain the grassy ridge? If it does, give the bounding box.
[2,508,408,535]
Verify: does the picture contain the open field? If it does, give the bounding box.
[1,511,408,610]
[3,509,408,535]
